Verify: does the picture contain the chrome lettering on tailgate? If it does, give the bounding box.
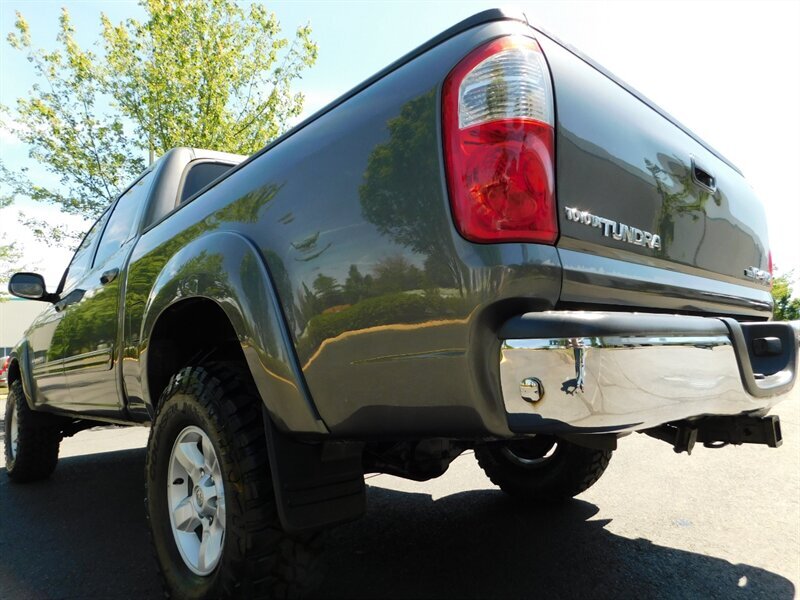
[564,206,662,250]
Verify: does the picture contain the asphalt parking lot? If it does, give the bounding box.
[1,391,798,599]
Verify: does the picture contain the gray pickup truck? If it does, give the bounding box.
[4,9,797,599]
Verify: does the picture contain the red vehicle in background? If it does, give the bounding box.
[0,356,10,388]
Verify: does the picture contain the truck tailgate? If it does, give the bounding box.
[536,34,773,318]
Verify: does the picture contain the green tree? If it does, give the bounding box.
[771,271,800,321]
[0,197,21,300]
[1,0,317,232]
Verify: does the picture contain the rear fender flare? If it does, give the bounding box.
[141,231,327,435]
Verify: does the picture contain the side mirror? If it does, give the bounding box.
[8,272,57,303]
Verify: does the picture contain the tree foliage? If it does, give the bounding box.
[771,271,800,321]
[1,123,19,296]
[1,0,317,228]
[1,196,22,300]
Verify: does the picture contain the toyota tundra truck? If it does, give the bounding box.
[4,9,797,599]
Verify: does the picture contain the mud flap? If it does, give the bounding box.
[262,408,366,533]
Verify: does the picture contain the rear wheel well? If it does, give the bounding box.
[147,298,251,409]
[7,357,21,387]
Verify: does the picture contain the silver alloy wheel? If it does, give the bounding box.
[9,399,19,459]
[167,425,226,576]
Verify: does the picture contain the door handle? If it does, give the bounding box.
[100,268,119,285]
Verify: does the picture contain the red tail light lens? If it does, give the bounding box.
[442,36,557,244]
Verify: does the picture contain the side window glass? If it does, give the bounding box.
[94,171,155,268]
[179,162,233,204]
[62,211,110,291]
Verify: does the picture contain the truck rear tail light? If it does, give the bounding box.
[442,36,557,244]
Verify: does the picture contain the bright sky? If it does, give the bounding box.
[1,0,799,288]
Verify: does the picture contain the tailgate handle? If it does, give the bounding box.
[691,157,717,193]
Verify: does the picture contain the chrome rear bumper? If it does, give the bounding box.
[499,312,799,434]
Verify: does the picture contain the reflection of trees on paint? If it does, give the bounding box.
[296,255,429,323]
[359,90,464,293]
[343,265,372,305]
[298,290,465,359]
[211,183,283,224]
[313,274,343,307]
[646,156,716,254]
[292,254,471,361]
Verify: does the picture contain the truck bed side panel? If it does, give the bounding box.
[125,21,561,437]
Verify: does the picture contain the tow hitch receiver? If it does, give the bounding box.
[644,415,782,455]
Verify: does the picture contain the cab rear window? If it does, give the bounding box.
[179,162,234,204]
